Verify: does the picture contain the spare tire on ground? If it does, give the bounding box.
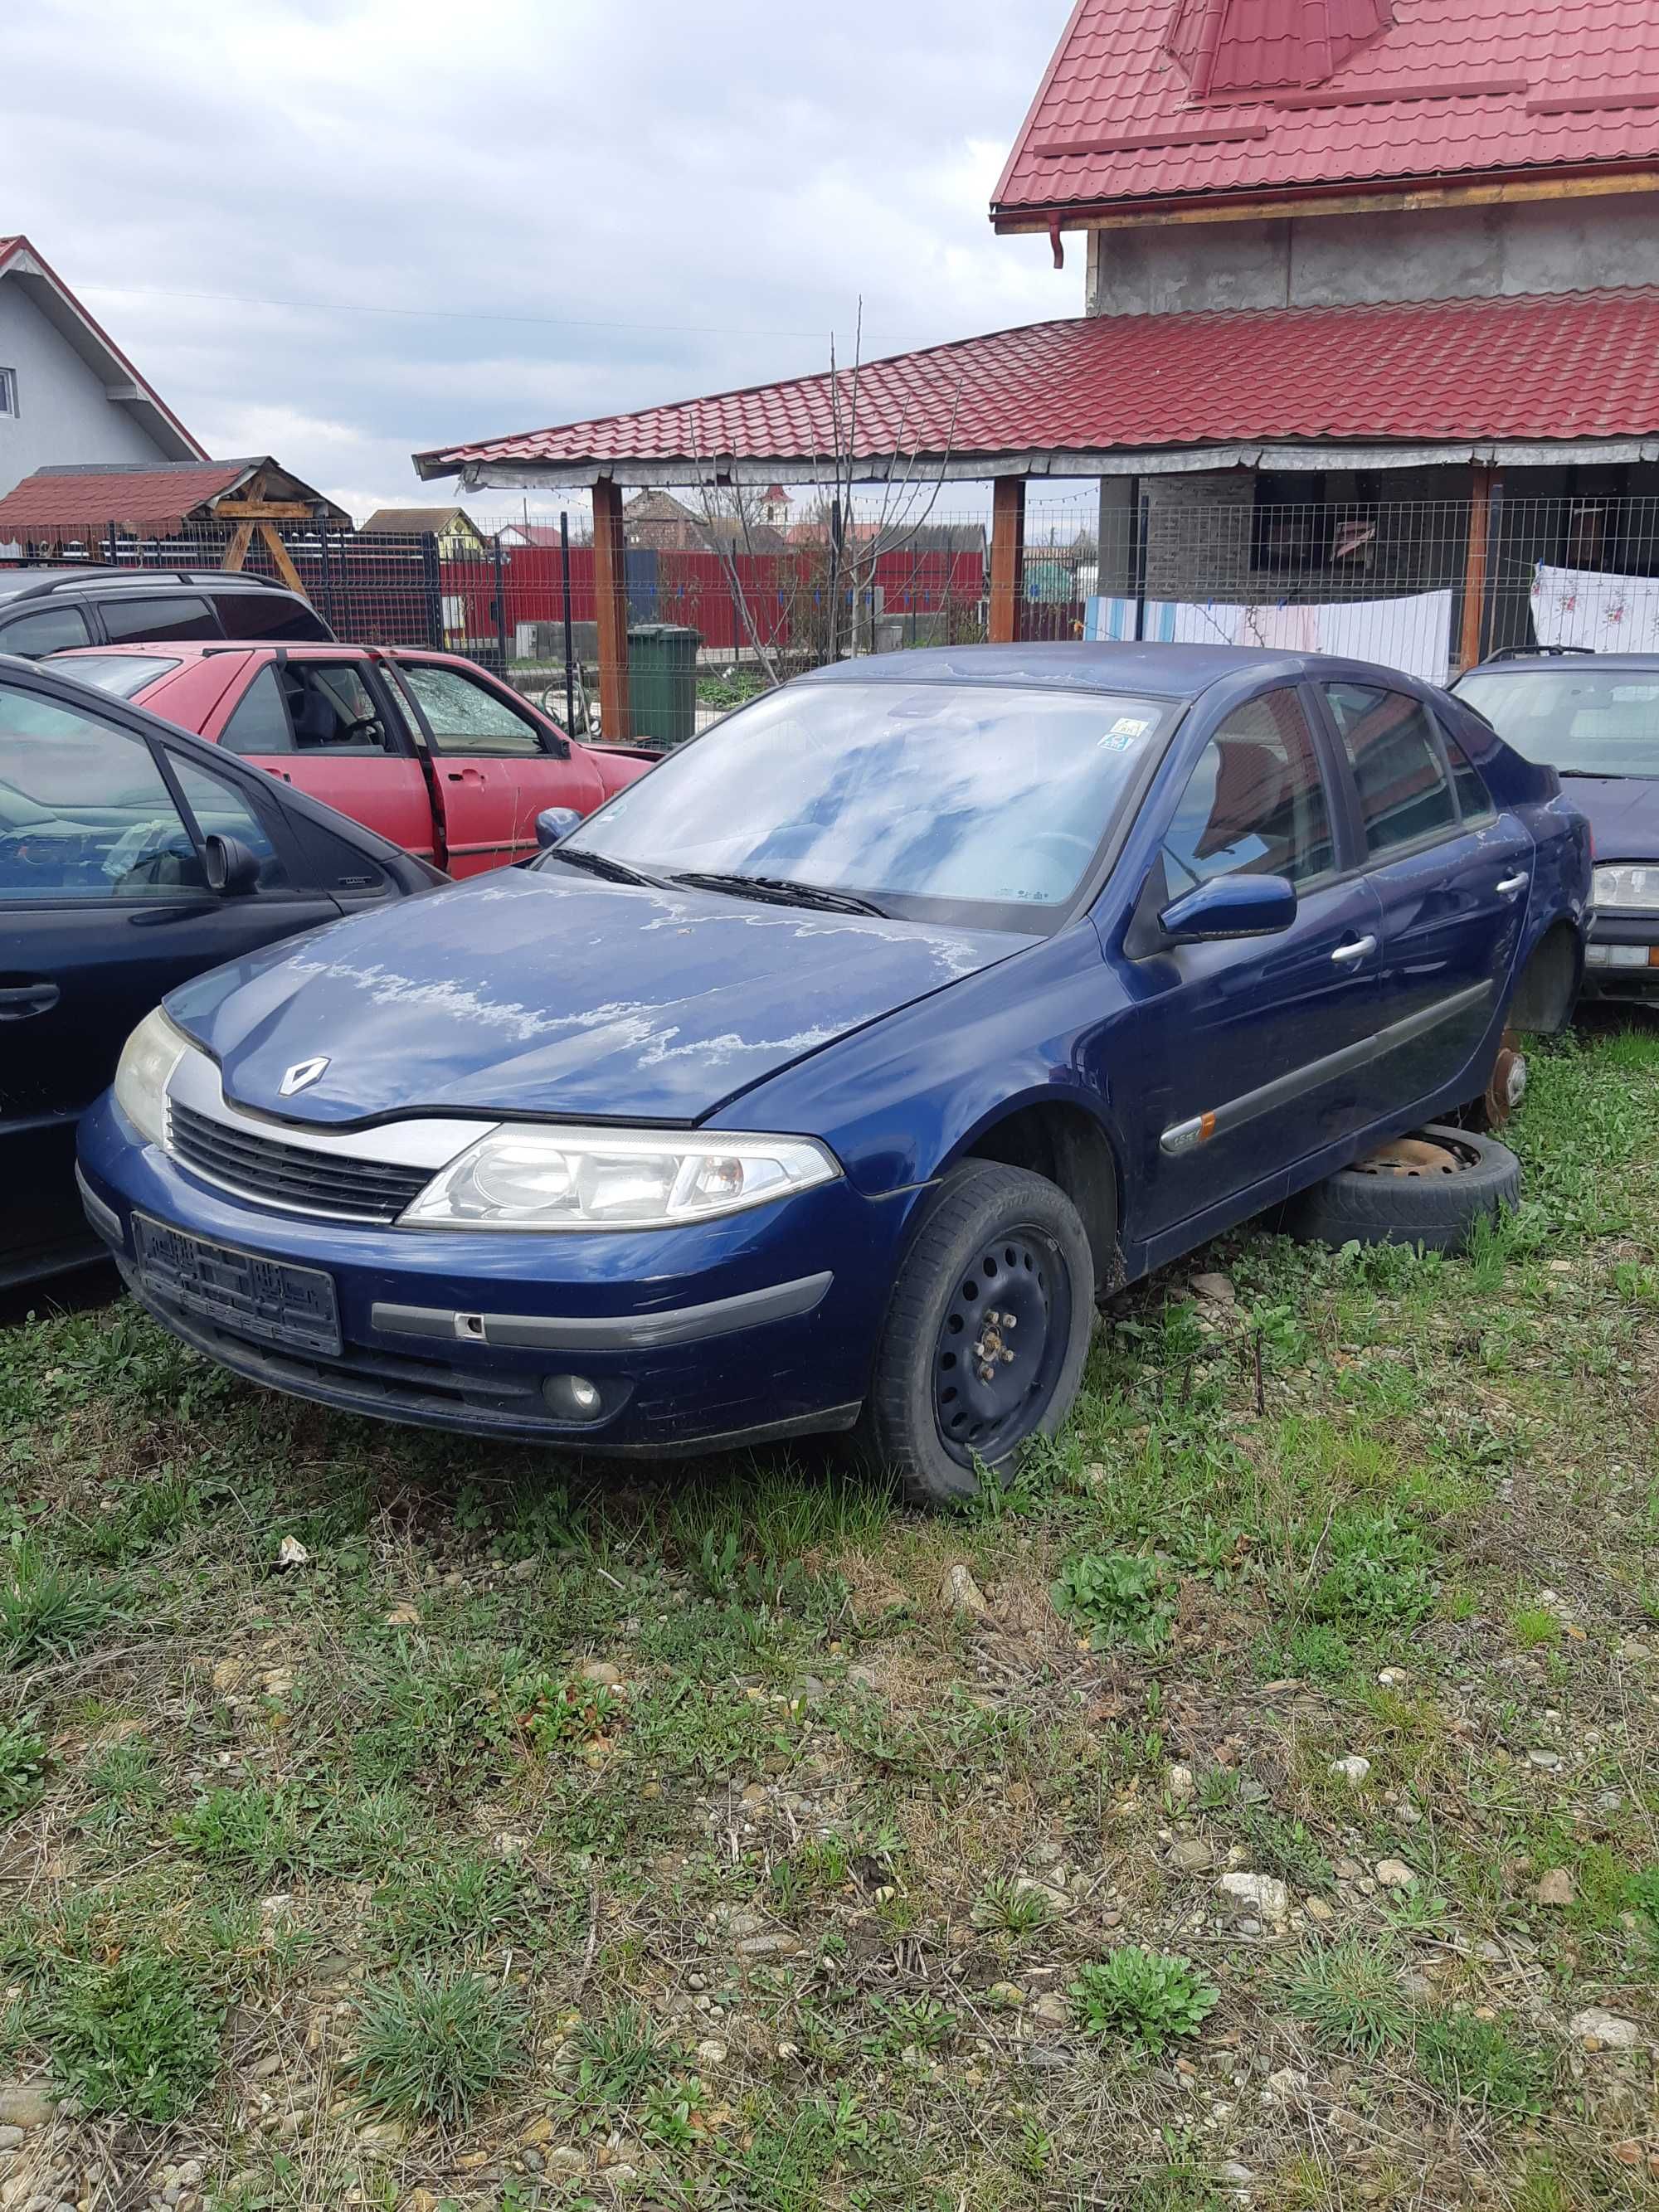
[1281,1123,1521,1255]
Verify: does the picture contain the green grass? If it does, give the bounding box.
[349,1969,526,2125]
[1,1021,1657,2196]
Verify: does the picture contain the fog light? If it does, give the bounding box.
[543,1373,605,1422]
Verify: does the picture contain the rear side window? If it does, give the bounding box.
[0,605,91,656]
[1161,688,1335,891]
[48,653,179,699]
[1438,720,1496,825]
[220,664,294,754]
[98,594,218,645]
[1323,683,1457,858]
[212,589,330,642]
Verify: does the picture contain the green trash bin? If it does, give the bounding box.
[626,623,701,748]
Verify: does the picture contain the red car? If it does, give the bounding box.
[46,643,649,877]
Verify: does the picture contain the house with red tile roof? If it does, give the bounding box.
[0,235,204,503]
[416,1,1659,732]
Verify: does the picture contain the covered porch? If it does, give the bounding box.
[416,287,1659,740]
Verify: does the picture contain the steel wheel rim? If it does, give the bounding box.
[932,1226,1072,1468]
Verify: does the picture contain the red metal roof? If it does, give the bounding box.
[416,288,1659,483]
[994,0,1659,221]
[0,458,348,540]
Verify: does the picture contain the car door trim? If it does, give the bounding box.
[371,1270,834,1351]
[1160,977,1493,1155]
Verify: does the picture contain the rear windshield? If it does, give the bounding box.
[48,653,179,698]
[1457,667,1659,778]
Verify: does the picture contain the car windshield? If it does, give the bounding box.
[47,653,179,698]
[553,680,1172,921]
[1457,666,1659,777]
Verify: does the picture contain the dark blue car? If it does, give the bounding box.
[1453,650,1659,1004]
[79,644,1588,1502]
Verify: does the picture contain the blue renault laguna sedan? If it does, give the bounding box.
[79,644,1588,1502]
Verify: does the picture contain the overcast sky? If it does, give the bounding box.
[5,0,1078,522]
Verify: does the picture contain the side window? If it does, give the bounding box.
[278,663,392,753]
[162,750,289,890]
[0,686,202,900]
[212,590,330,642]
[1161,688,1334,893]
[1438,718,1496,825]
[0,605,91,657]
[398,664,547,756]
[98,595,218,645]
[1324,683,1457,857]
[220,664,294,755]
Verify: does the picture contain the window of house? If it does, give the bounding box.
[1324,683,1458,857]
[0,368,17,416]
[1161,688,1334,892]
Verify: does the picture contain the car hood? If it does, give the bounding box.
[1559,775,1659,863]
[168,867,1033,1126]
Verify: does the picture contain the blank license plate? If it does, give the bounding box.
[134,1214,342,1358]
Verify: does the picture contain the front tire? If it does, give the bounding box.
[859,1161,1094,1507]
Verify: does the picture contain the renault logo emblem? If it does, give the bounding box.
[279,1056,330,1097]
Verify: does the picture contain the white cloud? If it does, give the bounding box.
[3,0,1076,515]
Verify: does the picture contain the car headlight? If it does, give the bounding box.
[1593,863,1659,911]
[400,1125,839,1231]
[112,1005,192,1147]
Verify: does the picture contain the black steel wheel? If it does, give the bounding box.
[932,1228,1073,1467]
[858,1160,1096,1507]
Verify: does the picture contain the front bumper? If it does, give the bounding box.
[1582,913,1659,999]
[78,1094,911,1452]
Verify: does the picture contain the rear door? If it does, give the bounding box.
[1316,679,1530,1115]
[387,657,602,873]
[211,655,440,866]
[0,680,342,1277]
[1119,684,1384,1239]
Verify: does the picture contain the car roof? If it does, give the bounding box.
[0,566,309,605]
[796,640,1375,701]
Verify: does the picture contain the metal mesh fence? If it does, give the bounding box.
[7,491,1659,739]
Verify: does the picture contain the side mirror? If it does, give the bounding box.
[204,833,261,897]
[1159,872,1297,944]
[536,806,582,850]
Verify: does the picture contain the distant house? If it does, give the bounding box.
[497,521,566,550]
[360,504,487,558]
[624,488,786,554]
[0,233,204,503]
[757,482,791,527]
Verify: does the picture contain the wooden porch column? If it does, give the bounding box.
[591,476,631,741]
[1459,463,1493,672]
[989,475,1027,644]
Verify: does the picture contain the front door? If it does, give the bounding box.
[1316,681,1530,1114]
[213,658,440,865]
[1114,685,1384,1242]
[389,658,602,873]
[0,683,340,1277]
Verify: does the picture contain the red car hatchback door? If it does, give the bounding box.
[212,656,440,867]
[387,656,602,873]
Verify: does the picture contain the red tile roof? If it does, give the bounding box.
[0,458,348,539]
[994,0,1659,222]
[416,288,1659,482]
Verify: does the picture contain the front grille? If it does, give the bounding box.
[168,1099,434,1223]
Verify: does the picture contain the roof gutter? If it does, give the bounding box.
[991,158,1659,232]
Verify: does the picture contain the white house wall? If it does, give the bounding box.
[0,280,173,501]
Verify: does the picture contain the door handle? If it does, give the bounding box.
[0,981,60,1018]
[1496,873,1528,896]
[1331,936,1377,965]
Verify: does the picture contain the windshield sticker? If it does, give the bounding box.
[1097,716,1152,751]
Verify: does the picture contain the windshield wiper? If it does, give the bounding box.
[670,869,888,918]
[548,846,659,887]
[1557,769,1628,780]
